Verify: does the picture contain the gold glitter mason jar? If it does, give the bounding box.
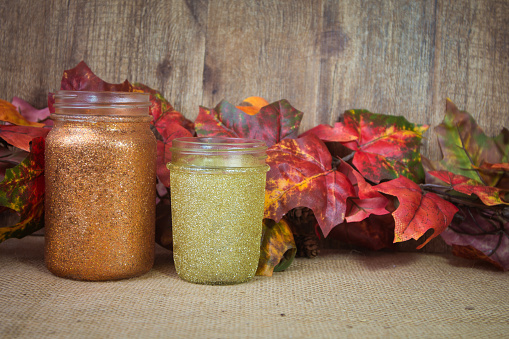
[168,137,269,285]
[45,91,156,281]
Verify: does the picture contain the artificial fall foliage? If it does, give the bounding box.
[0,61,508,274]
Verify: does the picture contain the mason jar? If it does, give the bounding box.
[168,137,269,285]
[44,90,156,281]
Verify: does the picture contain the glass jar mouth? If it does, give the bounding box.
[53,90,151,116]
[169,137,268,169]
[171,137,267,153]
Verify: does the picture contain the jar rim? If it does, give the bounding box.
[171,137,267,152]
[53,90,151,116]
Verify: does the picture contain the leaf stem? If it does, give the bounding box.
[420,184,503,210]
[341,153,355,162]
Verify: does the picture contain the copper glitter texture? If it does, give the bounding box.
[44,91,156,281]
[168,137,269,285]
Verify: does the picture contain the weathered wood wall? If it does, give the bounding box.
[1,0,508,251]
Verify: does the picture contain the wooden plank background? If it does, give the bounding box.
[1,0,508,252]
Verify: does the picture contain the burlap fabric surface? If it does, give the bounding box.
[1,236,508,338]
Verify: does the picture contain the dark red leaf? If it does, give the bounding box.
[195,99,303,147]
[441,206,509,271]
[0,125,50,152]
[48,61,134,112]
[329,213,396,251]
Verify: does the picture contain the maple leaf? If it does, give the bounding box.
[299,122,358,143]
[195,98,303,147]
[441,206,509,271]
[264,134,355,237]
[0,126,50,152]
[429,170,509,206]
[0,99,45,127]
[337,161,390,222]
[48,61,134,113]
[256,219,297,277]
[133,83,194,187]
[11,97,51,127]
[435,99,509,187]
[375,176,458,248]
[338,109,428,183]
[0,137,45,242]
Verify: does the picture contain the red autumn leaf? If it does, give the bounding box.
[0,137,45,242]
[337,109,428,183]
[475,162,509,172]
[48,61,134,113]
[429,170,509,206]
[434,99,509,187]
[264,134,355,237]
[0,125,50,152]
[0,99,45,127]
[337,161,389,222]
[441,206,509,271]
[195,98,303,147]
[132,83,194,187]
[375,176,459,248]
[133,83,195,136]
[329,213,396,251]
[299,122,358,143]
[61,61,133,92]
[11,97,51,127]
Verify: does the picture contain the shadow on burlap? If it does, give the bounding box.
[1,236,507,338]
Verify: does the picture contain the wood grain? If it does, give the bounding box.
[1,0,508,252]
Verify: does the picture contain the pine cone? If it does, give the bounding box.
[285,207,321,258]
[295,234,320,258]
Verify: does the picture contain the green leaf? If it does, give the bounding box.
[435,99,509,187]
[0,137,45,242]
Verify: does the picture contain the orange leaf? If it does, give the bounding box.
[236,96,270,115]
[0,99,44,127]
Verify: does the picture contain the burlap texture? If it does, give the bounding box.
[1,236,508,338]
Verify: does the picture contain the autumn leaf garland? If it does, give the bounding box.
[1,61,508,274]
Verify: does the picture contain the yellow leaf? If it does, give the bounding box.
[0,99,44,127]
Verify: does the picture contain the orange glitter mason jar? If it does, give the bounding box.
[44,91,156,281]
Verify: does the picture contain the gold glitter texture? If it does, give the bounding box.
[168,137,268,285]
[45,91,156,281]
